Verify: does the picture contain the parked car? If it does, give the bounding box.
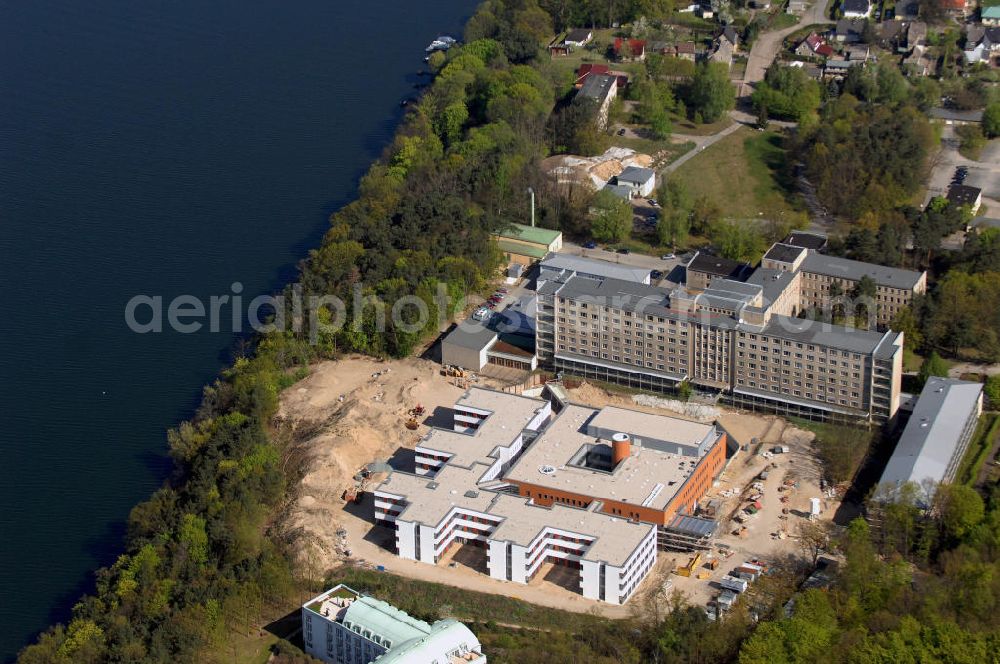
[497,287,508,293]
[650,270,663,280]
[583,241,597,249]
[661,253,676,260]
[648,199,659,207]
[617,247,631,254]
[486,301,497,309]
[617,128,626,136]
[473,307,489,321]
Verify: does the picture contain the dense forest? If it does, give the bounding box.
[17,1,1000,662]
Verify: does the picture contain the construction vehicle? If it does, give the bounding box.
[342,486,360,503]
[675,552,702,577]
[441,365,466,378]
[410,404,426,417]
[404,417,419,430]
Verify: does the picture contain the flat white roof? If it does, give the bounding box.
[506,404,721,511]
[377,469,653,566]
[416,388,549,468]
[488,494,655,565]
[588,405,716,449]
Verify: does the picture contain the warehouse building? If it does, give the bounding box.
[877,377,983,504]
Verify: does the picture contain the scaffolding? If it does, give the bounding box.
[658,514,717,552]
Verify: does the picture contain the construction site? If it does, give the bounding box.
[276,354,840,618]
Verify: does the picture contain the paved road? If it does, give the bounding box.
[738,0,834,95]
[925,125,1000,211]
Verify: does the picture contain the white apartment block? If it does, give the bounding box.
[302,585,486,664]
[374,389,665,605]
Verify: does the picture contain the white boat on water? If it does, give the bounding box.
[425,35,457,53]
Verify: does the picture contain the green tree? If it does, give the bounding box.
[918,351,950,387]
[688,62,735,123]
[890,306,923,350]
[983,101,1000,138]
[589,189,631,243]
[935,484,985,540]
[984,374,1000,407]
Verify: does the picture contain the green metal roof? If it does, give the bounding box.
[496,238,548,259]
[984,5,1000,17]
[342,596,430,648]
[498,223,562,246]
[375,619,481,663]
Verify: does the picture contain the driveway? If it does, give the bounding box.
[925,124,1000,211]
[664,122,743,173]
[739,1,834,95]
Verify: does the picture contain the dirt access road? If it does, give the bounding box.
[739,1,833,95]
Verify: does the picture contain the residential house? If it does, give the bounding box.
[709,27,738,67]
[842,0,872,18]
[575,64,629,90]
[947,184,983,214]
[984,6,1000,26]
[846,44,871,62]
[614,38,647,62]
[823,58,855,78]
[964,25,1000,63]
[878,20,905,50]
[676,41,697,60]
[939,0,973,18]
[897,0,920,18]
[905,21,927,52]
[796,32,835,58]
[576,73,618,130]
[565,28,593,46]
[615,166,656,197]
[603,182,635,201]
[929,107,984,124]
[834,18,866,43]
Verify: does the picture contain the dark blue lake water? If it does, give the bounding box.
[0,1,471,658]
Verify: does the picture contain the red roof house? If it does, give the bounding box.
[613,38,646,61]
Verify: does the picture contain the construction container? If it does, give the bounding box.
[718,589,737,609]
[720,576,748,593]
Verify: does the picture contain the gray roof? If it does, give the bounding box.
[746,314,902,356]
[745,267,798,305]
[763,242,807,264]
[556,273,902,356]
[603,183,634,200]
[879,378,983,492]
[929,107,983,123]
[784,231,828,250]
[441,318,498,351]
[617,165,656,185]
[565,28,592,43]
[800,252,924,290]
[842,0,870,12]
[665,514,717,537]
[577,74,616,103]
[687,252,752,280]
[540,253,651,284]
[947,184,982,207]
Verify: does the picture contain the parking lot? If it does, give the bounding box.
[927,125,1000,213]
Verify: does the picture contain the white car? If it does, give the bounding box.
[661,253,675,260]
[472,307,490,321]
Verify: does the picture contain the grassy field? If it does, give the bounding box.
[670,112,733,136]
[668,127,802,220]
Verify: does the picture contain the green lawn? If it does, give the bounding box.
[670,112,733,136]
[669,127,802,221]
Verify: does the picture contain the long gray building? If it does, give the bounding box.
[877,377,983,501]
[536,270,903,424]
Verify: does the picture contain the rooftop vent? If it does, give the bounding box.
[539,465,557,476]
[464,490,479,498]
[426,481,439,489]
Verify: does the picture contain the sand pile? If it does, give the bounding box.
[274,356,465,571]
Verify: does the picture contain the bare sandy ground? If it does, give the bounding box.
[276,366,838,615]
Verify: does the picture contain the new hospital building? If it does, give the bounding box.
[374,388,727,604]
